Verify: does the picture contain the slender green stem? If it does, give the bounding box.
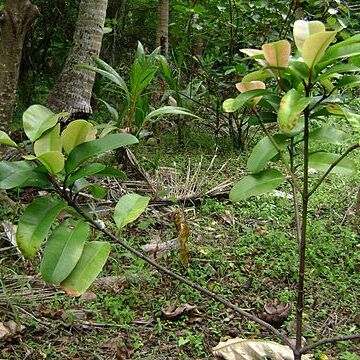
[308,144,359,197]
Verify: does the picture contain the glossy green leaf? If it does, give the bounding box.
[37,151,65,175]
[65,133,138,174]
[319,35,360,68]
[309,126,349,145]
[248,112,277,126]
[0,131,18,148]
[60,241,111,296]
[223,89,272,113]
[23,105,66,142]
[18,167,53,189]
[62,120,97,155]
[317,64,360,81]
[73,178,91,193]
[336,75,360,90]
[236,82,266,105]
[143,106,199,124]
[113,193,150,229]
[34,124,62,156]
[41,220,89,284]
[326,104,360,128]
[288,61,311,81]
[97,98,119,121]
[94,167,126,179]
[78,57,129,98]
[242,70,273,82]
[278,89,312,133]
[230,169,285,202]
[293,20,325,52]
[66,163,106,186]
[0,161,34,189]
[89,185,107,199]
[302,31,337,68]
[309,152,356,175]
[247,135,288,173]
[16,197,67,259]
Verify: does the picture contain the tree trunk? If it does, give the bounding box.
[156,0,169,56]
[46,0,108,118]
[0,0,39,132]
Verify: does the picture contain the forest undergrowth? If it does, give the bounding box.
[0,125,359,360]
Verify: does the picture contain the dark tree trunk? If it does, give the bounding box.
[0,0,39,132]
[46,0,108,118]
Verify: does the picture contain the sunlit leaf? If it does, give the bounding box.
[34,151,65,175]
[113,193,150,229]
[262,40,291,77]
[16,197,67,259]
[320,79,335,92]
[293,20,325,52]
[277,89,312,133]
[62,120,97,155]
[60,241,111,296]
[41,220,89,284]
[242,70,273,82]
[23,105,67,142]
[34,124,62,156]
[0,131,18,148]
[302,31,337,68]
[230,169,285,202]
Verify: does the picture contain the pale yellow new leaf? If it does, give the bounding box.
[302,31,337,68]
[240,48,267,66]
[293,20,325,52]
[236,81,266,105]
[262,40,291,77]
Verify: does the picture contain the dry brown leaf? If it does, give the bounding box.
[79,291,98,302]
[0,321,25,340]
[161,303,197,319]
[212,338,312,360]
[93,276,128,294]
